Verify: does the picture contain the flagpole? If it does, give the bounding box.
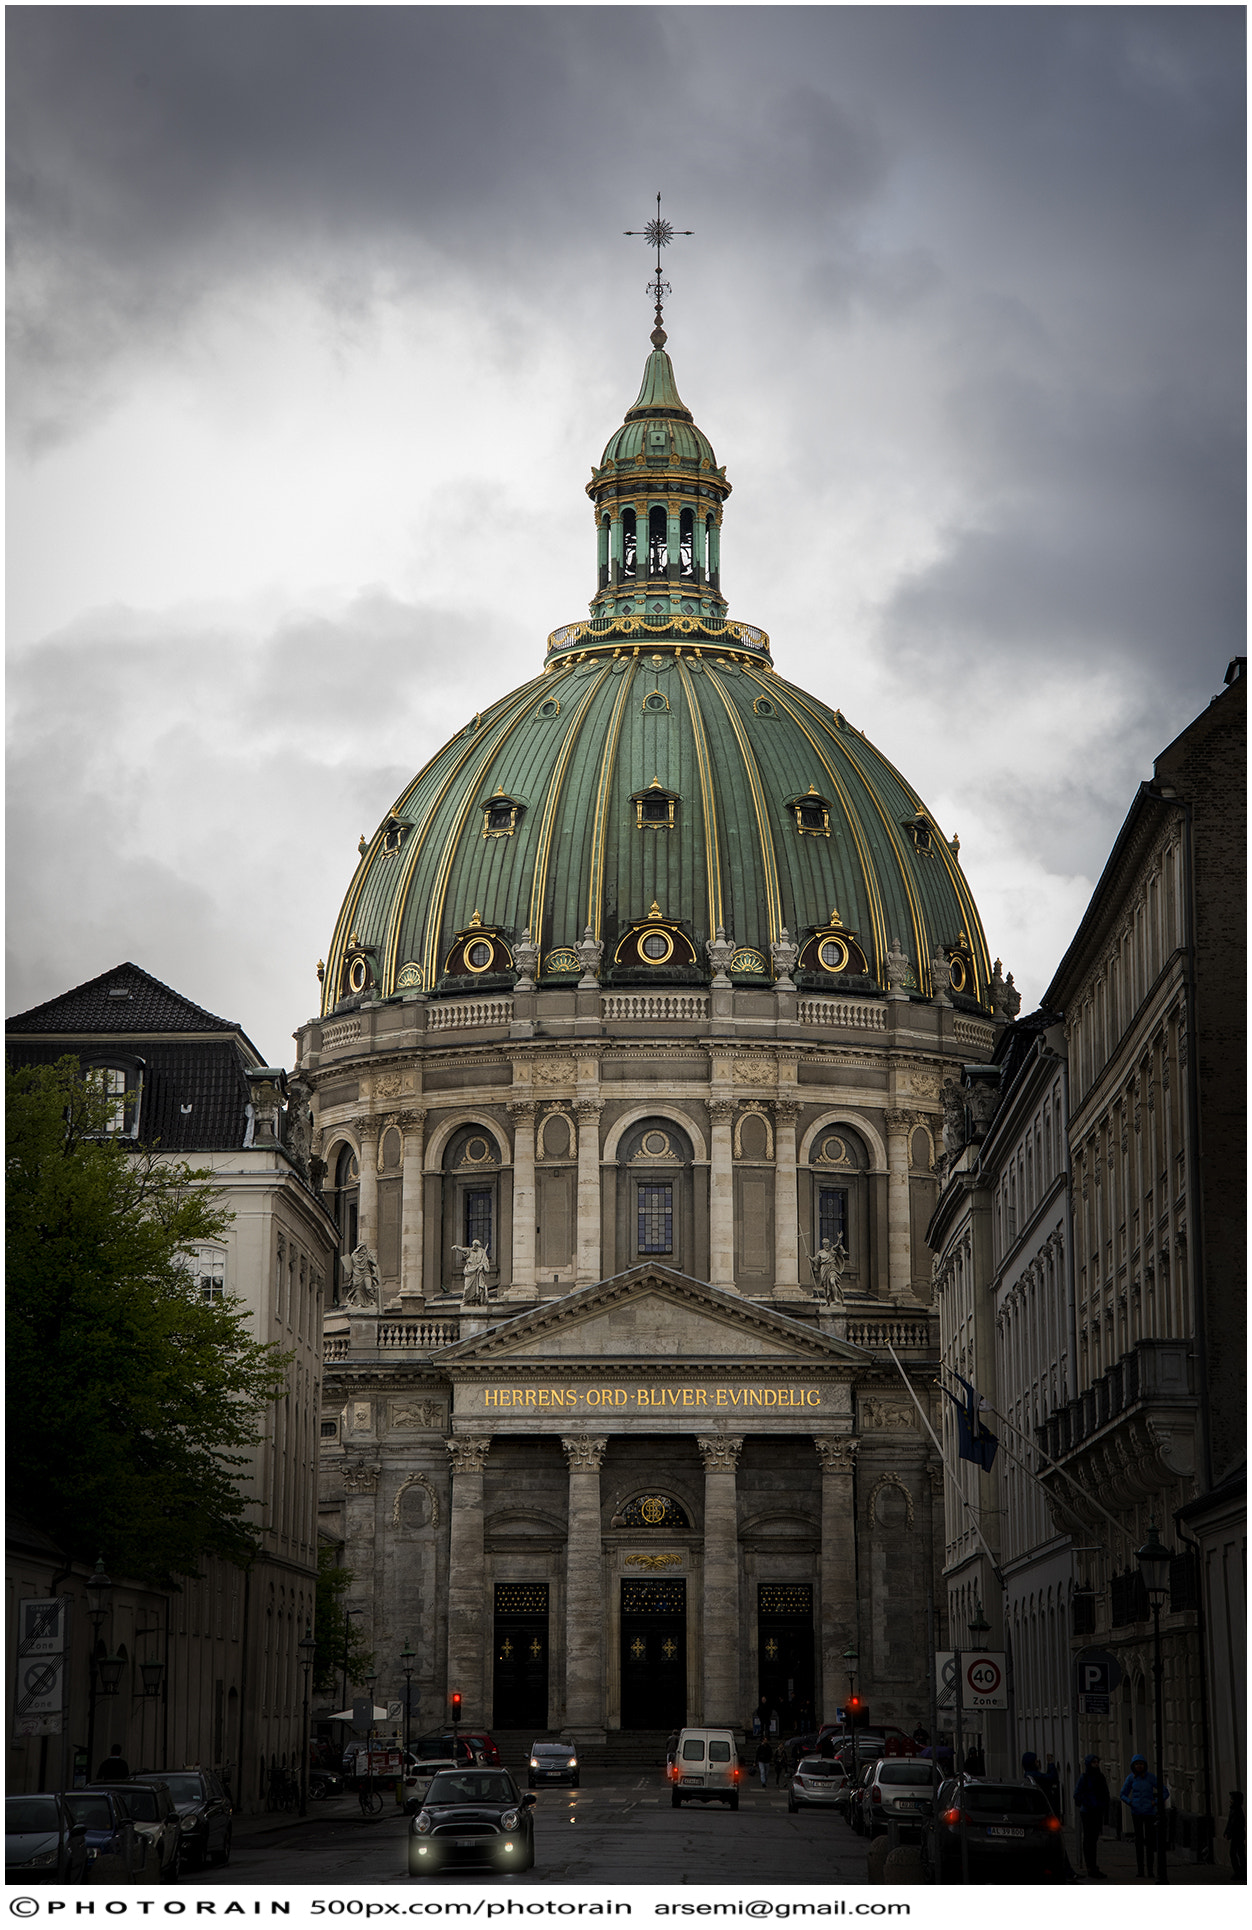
[962,1389,1140,1561]
[884,1343,1005,1584]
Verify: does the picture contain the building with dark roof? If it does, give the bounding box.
[7,962,337,1810]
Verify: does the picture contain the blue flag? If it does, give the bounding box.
[942,1372,998,1471]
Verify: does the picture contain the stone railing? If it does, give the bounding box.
[428,997,514,1032]
[954,1016,996,1050]
[379,1320,462,1350]
[323,1334,350,1360]
[846,1317,932,1351]
[798,997,888,1031]
[602,992,710,1023]
[321,1017,362,1049]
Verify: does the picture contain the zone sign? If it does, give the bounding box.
[963,1652,1008,1708]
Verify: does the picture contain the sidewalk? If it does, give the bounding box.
[1066,1822,1235,1885]
[232,1793,393,1841]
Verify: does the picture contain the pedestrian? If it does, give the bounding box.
[665,1729,679,1770]
[963,1741,985,1776]
[1223,1791,1245,1881]
[1120,1754,1167,1878]
[755,1737,772,1788]
[912,1723,930,1748]
[95,1743,129,1783]
[1042,1754,1063,1819]
[773,1741,788,1788]
[1074,1754,1111,1879]
[768,1709,779,1739]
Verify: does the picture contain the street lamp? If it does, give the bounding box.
[84,1559,123,1782]
[1137,1523,1173,1886]
[298,1626,318,1817]
[399,1642,416,1763]
[841,1643,858,1699]
[968,1600,991,1645]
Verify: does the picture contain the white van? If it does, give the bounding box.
[670,1728,740,1810]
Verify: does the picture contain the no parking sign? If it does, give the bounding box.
[936,1650,1008,1709]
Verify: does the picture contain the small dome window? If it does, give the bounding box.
[643,689,670,713]
[442,914,514,980]
[798,913,870,979]
[903,813,936,854]
[632,779,677,830]
[788,788,831,837]
[479,791,525,839]
[536,698,561,719]
[752,695,776,717]
[379,815,410,858]
[466,940,494,972]
[640,929,673,963]
[613,903,697,971]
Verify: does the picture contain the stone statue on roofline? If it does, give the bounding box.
[930,950,953,1005]
[513,928,539,989]
[577,926,603,987]
[343,1243,381,1309]
[706,925,735,985]
[885,937,910,998]
[452,1238,492,1306]
[770,927,798,986]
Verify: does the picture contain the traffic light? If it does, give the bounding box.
[450,1691,462,1726]
[845,1695,869,1730]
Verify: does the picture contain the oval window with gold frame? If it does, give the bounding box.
[465,940,495,974]
[818,937,850,974]
[948,955,969,994]
[640,929,673,964]
[347,956,369,994]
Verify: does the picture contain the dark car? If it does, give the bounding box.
[409,1767,536,1876]
[927,1778,1072,1883]
[88,1781,181,1880]
[528,1741,579,1788]
[134,1770,231,1870]
[6,1793,90,1884]
[63,1789,142,1881]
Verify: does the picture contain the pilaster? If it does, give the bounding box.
[446,1437,491,1725]
[697,1435,744,1726]
[562,1437,608,1736]
[814,1435,858,1724]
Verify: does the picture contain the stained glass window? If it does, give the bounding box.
[637,1183,673,1254]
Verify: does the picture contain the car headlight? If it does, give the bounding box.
[414,1811,432,1835]
[500,1808,520,1830]
[28,1850,58,1868]
[567,1759,577,1768]
[529,1758,539,1768]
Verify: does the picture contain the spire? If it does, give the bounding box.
[624,192,692,350]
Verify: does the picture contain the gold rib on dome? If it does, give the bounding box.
[700,664,784,941]
[527,662,615,949]
[676,659,724,934]
[585,660,638,937]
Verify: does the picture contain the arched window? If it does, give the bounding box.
[806,1127,871,1295]
[330,1144,360,1302]
[648,505,667,577]
[598,516,610,591]
[706,514,718,590]
[621,508,637,580]
[441,1125,502,1294]
[679,507,694,579]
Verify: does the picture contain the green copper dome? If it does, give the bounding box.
[322,340,992,1014]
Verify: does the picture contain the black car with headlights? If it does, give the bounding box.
[134,1770,231,1870]
[408,1768,535,1876]
[5,1793,89,1884]
[528,1742,579,1788]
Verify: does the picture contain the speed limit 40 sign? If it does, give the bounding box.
[936,1650,1008,1709]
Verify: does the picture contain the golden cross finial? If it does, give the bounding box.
[625,192,693,346]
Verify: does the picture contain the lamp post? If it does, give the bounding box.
[83,1560,124,1783]
[298,1627,317,1817]
[341,1606,363,1718]
[363,1672,378,1804]
[400,1642,416,1764]
[841,1642,858,1701]
[1137,1523,1173,1886]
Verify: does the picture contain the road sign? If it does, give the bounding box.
[937,1650,1008,1709]
[1074,1650,1122,1698]
[13,1597,70,1737]
[1080,1694,1110,1715]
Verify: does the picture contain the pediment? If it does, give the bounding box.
[438,1266,868,1367]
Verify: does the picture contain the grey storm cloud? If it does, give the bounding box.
[5,6,1245,1057]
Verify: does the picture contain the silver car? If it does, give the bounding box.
[787,1757,849,1813]
[88,1781,181,1880]
[863,1758,940,1837]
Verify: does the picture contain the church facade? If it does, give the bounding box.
[299,306,1013,1741]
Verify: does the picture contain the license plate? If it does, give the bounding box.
[454,1837,490,1847]
[901,1800,928,1811]
[681,1777,704,1786]
[987,1826,1025,1838]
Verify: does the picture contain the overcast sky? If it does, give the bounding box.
[7,5,1244,1063]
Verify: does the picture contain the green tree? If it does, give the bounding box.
[313,1545,376,1697]
[6,1058,289,1586]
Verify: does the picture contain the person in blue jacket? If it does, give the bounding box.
[1120,1754,1168,1878]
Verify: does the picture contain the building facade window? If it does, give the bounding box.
[637,1183,673,1255]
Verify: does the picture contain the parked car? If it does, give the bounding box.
[414,1731,487,1766]
[863,1758,940,1838]
[528,1741,579,1788]
[134,1770,231,1871]
[86,1781,181,1880]
[63,1789,142,1881]
[401,1760,463,1815]
[408,1767,536,1876]
[670,1728,741,1810]
[787,1757,849,1814]
[848,1760,880,1834]
[926,1777,1072,1883]
[309,1768,345,1801]
[5,1793,89,1884]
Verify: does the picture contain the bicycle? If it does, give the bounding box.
[357,1781,385,1817]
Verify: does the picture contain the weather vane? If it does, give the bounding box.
[625,192,692,347]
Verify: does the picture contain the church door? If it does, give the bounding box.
[619,1578,686,1731]
[757,1584,815,1729]
[492,1585,549,1731]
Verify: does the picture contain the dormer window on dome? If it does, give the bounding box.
[442,912,514,980]
[944,933,976,997]
[480,790,525,839]
[379,814,411,859]
[632,779,678,830]
[341,935,377,999]
[903,812,936,854]
[789,787,832,837]
[798,911,870,978]
[614,902,698,970]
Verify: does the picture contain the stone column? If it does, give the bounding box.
[575,1101,603,1285]
[341,1462,381,1665]
[507,1102,538,1299]
[698,1436,744,1727]
[773,1101,801,1296]
[353,1115,381,1254]
[562,1437,608,1735]
[708,1099,736,1290]
[885,1110,916,1302]
[446,1437,492,1726]
[399,1109,426,1299]
[814,1436,859,1726]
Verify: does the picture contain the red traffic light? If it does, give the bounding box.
[450,1691,462,1722]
